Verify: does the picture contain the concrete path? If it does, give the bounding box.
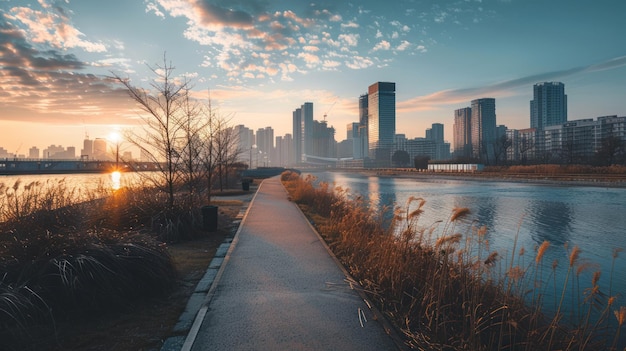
[186,177,399,351]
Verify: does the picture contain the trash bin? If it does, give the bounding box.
[201,205,218,231]
[242,180,250,191]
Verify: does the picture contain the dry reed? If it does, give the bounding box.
[282,171,625,350]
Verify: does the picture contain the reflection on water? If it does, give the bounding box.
[527,200,572,245]
[111,171,122,191]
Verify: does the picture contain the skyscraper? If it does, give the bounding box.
[302,102,313,158]
[358,94,369,159]
[292,102,314,163]
[292,107,302,163]
[530,82,567,130]
[453,107,472,158]
[367,82,396,163]
[471,98,496,160]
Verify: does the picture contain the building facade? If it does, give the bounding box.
[367,82,396,165]
[453,107,472,159]
[471,98,497,161]
[531,82,567,131]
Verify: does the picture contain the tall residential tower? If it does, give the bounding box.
[530,82,567,130]
[471,98,496,160]
[453,107,472,158]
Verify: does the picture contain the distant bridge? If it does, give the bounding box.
[302,154,353,164]
[0,159,160,175]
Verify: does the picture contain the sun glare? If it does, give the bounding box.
[108,131,121,143]
[111,171,122,190]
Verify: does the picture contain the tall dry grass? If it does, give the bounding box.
[0,178,206,349]
[488,164,626,175]
[281,170,625,350]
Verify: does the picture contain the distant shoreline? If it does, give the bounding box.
[322,168,626,189]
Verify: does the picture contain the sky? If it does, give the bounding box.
[1,0,626,156]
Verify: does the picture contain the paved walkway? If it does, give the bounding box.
[185,177,399,351]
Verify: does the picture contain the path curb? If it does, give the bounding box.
[159,189,258,351]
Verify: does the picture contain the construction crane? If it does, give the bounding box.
[323,100,337,122]
[14,143,22,158]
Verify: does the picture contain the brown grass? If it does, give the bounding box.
[44,202,240,351]
[0,176,249,350]
[281,170,625,350]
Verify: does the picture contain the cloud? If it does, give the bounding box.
[323,60,341,70]
[341,21,359,29]
[338,33,359,47]
[397,56,626,112]
[345,56,373,69]
[0,20,132,124]
[373,40,391,51]
[397,40,410,51]
[6,1,106,53]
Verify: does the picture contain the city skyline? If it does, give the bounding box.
[2,0,625,154]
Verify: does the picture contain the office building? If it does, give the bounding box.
[367,82,396,165]
[358,94,369,160]
[346,122,363,159]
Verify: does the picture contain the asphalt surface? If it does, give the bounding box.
[186,177,399,351]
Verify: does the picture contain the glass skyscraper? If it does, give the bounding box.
[367,82,396,163]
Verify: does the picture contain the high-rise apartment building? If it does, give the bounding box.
[530,82,567,131]
[256,127,272,154]
[471,98,496,160]
[453,107,472,158]
[426,123,444,144]
[367,82,396,164]
[93,138,108,160]
[274,134,293,167]
[81,138,93,160]
[29,146,40,159]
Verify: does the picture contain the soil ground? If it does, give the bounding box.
[47,197,245,351]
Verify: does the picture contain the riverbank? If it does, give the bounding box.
[354,168,626,188]
[281,171,626,350]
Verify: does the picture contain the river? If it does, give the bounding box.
[310,171,626,320]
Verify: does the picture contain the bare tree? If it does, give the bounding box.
[594,135,624,166]
[214,124,242,191]
[179,87,206,208]
[198,93,219,204]
[493,134,512,166]
[519,136,534,165]
[112,55,188,209]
